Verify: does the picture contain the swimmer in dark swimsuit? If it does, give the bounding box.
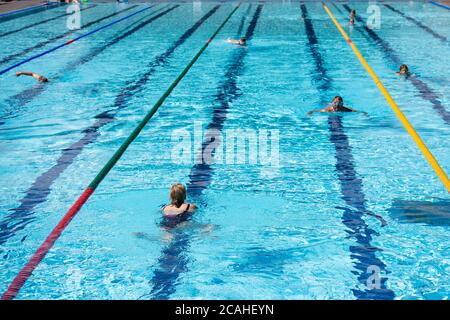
[226,36,246,46]
[396,64,410,76]
[16,71,48,83]
[161,183,197,228]
[133,184,209,241]
[308,96,366,115]
[349,9,356,25]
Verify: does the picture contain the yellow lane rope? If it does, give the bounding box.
[323,2,450,192]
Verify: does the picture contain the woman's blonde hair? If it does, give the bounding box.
[170,183,186,208]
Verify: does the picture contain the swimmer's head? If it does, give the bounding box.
[332,96,344,109]
[170,183,186,208]
[38,76,48,82]
[399,64,409,74]
[239,37,246,45]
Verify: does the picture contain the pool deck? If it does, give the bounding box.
[0,0,52,14]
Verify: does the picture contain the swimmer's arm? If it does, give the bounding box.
[320,106,334,112]
[343,106,368,115]
[16,71,36,77]
[226,38,239,44]
[341,106,357,112]
[307,106,333,116]
[16,71,47,82]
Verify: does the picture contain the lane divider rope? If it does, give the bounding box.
[322,2,450,193]
[0,4,156,76]
[1,3,241,301]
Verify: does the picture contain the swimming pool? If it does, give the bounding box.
[0,0,449,300]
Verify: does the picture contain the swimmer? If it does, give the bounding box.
[134,184,199,242]
[162,183,197,218]
[307,96,367,115]
[349,9,356,25]
[226,36,247,46]
[396,64,410,76]
[15,71,48,83]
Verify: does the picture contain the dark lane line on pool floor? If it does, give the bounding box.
[0,5,221,258]
[300,4,395,300]
[147,4,262,300]
[0,2,61,23]
[0,4,97,38]
[1,4,173,118]
[330,1,344,14]
[383,4,447,43]
[341,4,450,126]
[0,5,139,66]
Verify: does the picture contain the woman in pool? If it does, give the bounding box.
[159,183,197,230]
[308,96,366,115]
[133,184,198,240]
[396,64,410,76]
[162,183,196,217]
[226,37,247,46]
[349,9,356,25]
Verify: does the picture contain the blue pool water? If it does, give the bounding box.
[0,1,449,299]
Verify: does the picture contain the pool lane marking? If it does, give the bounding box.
[0,2,59,20]
[106,4,220,109]
[1,4,173,113]
[0,5,155,76]
[323,3,450,193]
[329,1,344,14]
[383,4,447,43]
[236,3,252,35]
[340,4,450,126]
[148,4,261,300]
[0,3,219,260]
[430,1,450,10]
[0,4,97,38]
[0,5,139,66]
[1,3,241,301]
[188,4,261,198]
[300,3,394,300]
